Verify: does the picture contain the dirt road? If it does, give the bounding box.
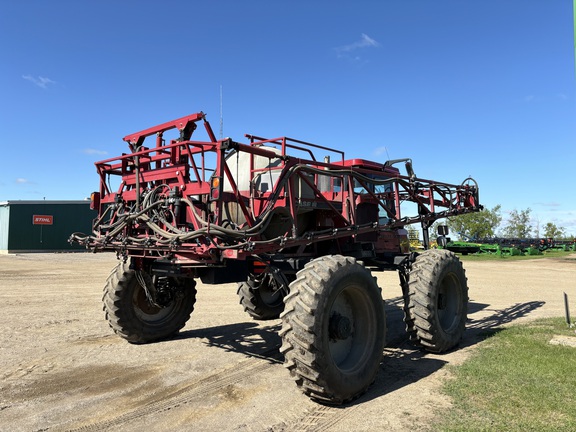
[1,253,575,432]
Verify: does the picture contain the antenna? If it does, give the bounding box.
[219,85,223,139]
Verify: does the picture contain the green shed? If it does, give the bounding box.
[0,201,95,253]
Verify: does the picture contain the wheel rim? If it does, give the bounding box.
[437,272,462,332]
[327,284,377,373]
[132,282,178,324]
[259,285,284,308]
[253,273,286,309]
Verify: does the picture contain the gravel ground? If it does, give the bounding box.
[1,252,575,432]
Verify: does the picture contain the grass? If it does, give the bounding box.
[433,318,576,431]
[457,250,575,262]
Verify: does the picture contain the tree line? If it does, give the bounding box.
[433,205,573,241]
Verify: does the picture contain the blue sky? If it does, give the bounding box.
[1,1,575,235]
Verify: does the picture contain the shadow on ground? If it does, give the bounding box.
[175,298,545,406]
[178,323,283,363]
[462,300,546,348]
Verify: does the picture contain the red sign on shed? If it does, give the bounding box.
[33,215,53,225]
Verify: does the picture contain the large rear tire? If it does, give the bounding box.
[406,249,468,353]
[280,255,386,404]
[103,262,197,344]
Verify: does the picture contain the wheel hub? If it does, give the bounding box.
[438,292,446,309]
[329,313,352,340]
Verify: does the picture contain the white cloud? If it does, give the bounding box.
[373,146,389,158]
[16,178,31,184]
[532,208,576,236]
[22,75,56,89]
[336,33,380,53]
[535,202,561,208]
[335,34,380,61]
[83,148,108,156]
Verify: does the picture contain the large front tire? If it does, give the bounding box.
[280,255,386,404]
[103,262,197,344]
[406,249,468,353]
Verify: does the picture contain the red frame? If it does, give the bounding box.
[85,113,481,265]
